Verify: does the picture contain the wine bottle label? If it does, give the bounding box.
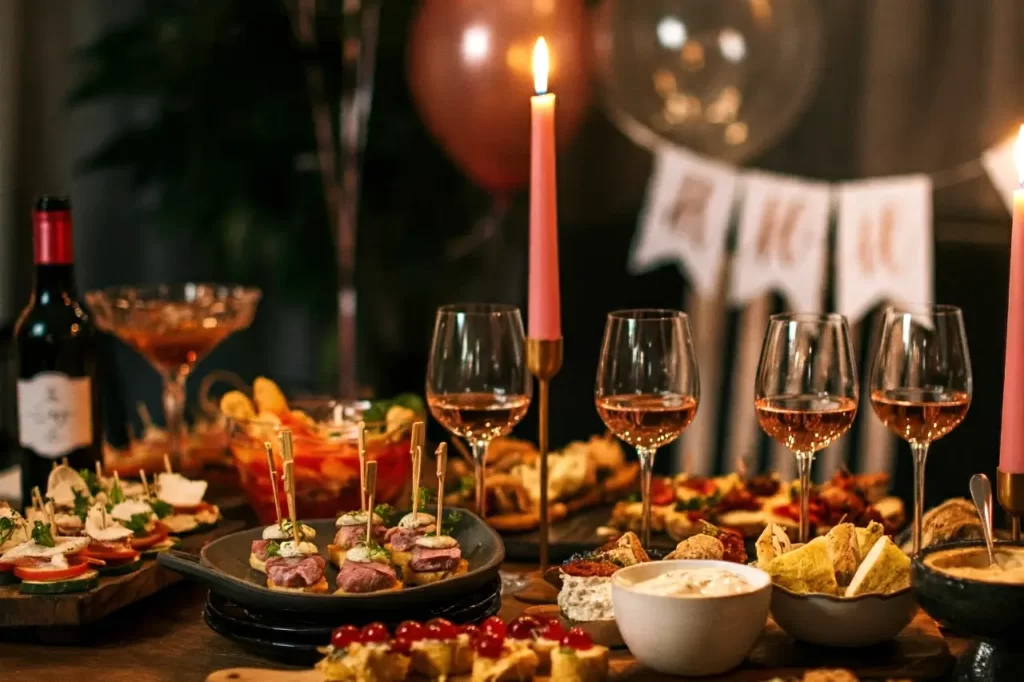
[16,372,94,458]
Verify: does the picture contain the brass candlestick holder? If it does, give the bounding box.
[998,467,1024,541]
[527,337,563,573]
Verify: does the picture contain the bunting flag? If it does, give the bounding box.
[630,146,738,296]
[835,175,933,324]
[729,171,832,312]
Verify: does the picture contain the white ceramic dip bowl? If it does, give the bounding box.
[611,560,771,677]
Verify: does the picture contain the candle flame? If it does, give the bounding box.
[1017,124,1024,187]
[533,37,549,95]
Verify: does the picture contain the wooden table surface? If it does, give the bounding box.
[0,569,973,682]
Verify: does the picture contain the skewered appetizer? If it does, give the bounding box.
[402,617,474,680]
[317,622,412,682]
[155,471,222,534]
[250,520,317,573]
[82,503,143,576]
[334,541,402,595]
[264,539,329,593]
[403,533,468,587]
[384,511,436,568]
[0,519,95,594]
[328,510,387,566]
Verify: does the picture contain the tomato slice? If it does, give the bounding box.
[130,528,169,550]
[14,557,90,581]
[0,563,13,573]
[84,546,140,563]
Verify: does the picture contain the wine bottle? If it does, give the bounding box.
[11,196,102,508]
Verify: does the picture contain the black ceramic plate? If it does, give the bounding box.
[158,509,503,615]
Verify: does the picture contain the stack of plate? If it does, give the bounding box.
[204,578,502,664]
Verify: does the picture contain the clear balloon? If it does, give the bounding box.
[407,0,593,192]
[593,0,823,163]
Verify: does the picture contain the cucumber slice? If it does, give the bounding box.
[97,558,142,577]
[0,571,20,586]
[140,537,180,558]
[20,570,99,595]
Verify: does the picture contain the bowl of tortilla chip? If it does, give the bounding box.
[757,521,916,647]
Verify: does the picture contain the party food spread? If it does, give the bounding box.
[443,435,639,532]
[759,521,910,596]
[554,532,649,624]
[606,469,903,542]
[316,616,609,682]
[630,567,755,597]
[924,545,1024,584]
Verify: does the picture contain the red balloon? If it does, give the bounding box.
[407,0,593,192]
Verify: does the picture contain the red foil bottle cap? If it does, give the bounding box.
[33,196,74,265]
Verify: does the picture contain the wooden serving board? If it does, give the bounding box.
[0,520,243,629]
[207,611,952,682]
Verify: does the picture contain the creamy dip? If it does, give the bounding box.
[631,568,754,597]
[925,546,1024,584]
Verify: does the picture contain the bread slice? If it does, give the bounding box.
[590,531,649,566]
[471,646,539,682]
[404,559,469,586]
[717,509,770,538]
[825,523,861,586]
[845,536,910,597]
[767,536,839,595]
[855,521,885,558]
[327,544,345,568]
[249,553,267,573]
[265,576,330,594]
[550,645,609,682]
[334,580,403,596]
[388,547,413,570]
[755,522,791,569]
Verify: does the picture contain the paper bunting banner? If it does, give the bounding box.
[728,172,832,312]
[835,175,933,324]
[630,146,737,296]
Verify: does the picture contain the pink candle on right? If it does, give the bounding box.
[1000,125,1024,473]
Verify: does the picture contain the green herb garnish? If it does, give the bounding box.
[122,513,152,537]
[109,478,125,505]
[150,499,173,519]
[0,517,14,546]
[441,509,464,536]
[265,540,281,558]
[72,488,91,522]
[373,503,395,524]
[79,469,104,496]
[417,487,435,511]
[363,538,391,563]
[31,521,54,547]
[625,492,641,503]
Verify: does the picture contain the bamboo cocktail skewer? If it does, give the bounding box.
[410,421,424,511]
[140,470,152,499]
[284,459,300,545]
[113,471,122,494]
[357,421,367,512]
[264,442,284,529]
[164,454,173,474]
[365,461,378,543]
[435,443,446,536]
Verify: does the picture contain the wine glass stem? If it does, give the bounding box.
[636,446,655,548]
[911,441,930,555]
[471,439,488,519]
[162,376,187,467]
[795,451,814,544]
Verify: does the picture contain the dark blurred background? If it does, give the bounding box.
[1,0,1023,511]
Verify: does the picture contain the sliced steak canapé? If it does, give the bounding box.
[409,546,462,573]
[333,523,386,548]
[251,539,271,561]
[385,525,436,551]
[265,555,326,587]
[336,560,398,593]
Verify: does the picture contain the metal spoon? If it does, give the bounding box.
[970,473,999,568]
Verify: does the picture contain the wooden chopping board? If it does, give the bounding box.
[208,611,952,682]
[0,520,243,629]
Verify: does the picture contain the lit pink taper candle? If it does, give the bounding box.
[528,37,561,340]
[1000,125,1024,473]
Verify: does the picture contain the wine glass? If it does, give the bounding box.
[869,304,972,555]
[86,284,261,467]
[595,309,700,548]
[426,304,531,519]
[755,313,858,544]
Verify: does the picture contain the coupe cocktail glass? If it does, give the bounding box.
[86,283,261,466]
